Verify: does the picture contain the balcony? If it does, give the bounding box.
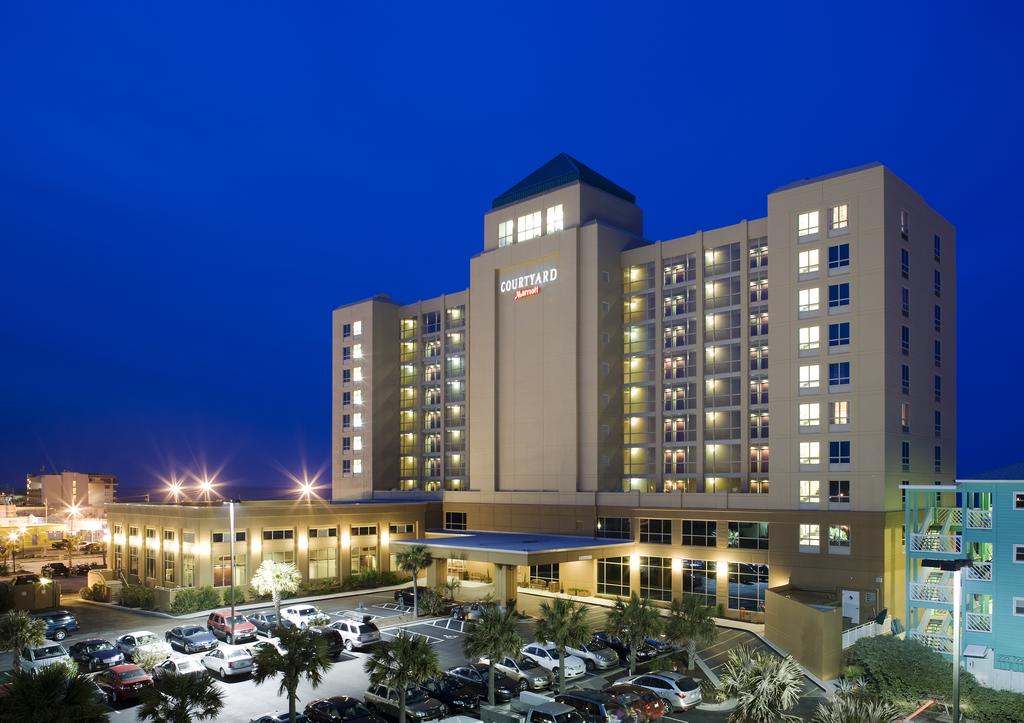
[966,612,992,633]
[966,562,993,582]
[910,581,953,604]
[909,532,962,554]
[967,509,992,529]
[910,631,954,654]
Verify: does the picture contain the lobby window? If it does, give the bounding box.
[182,552,194,588]
[681,560,716,606]
[798,210,820,237]
[213,531,246,543]
[901,326,910,355]
[530,563,559,583]
[639,519,672,544]
[445,512,467,531]
[639,557,672,602]
[829,441,851,465]
[902,441,911,471]
[596,517,631,540]
[597,557,630,597]
[901,248,910,278]
[901,288,910,316]
[799,442,820,466]
[681,520,717,547]
[934,305,942,332]
[828,243,850,271]
[351,547,377,574]
[263,529,294,541]
[799,402,820,429]
[799,364,820,391]
[728,563,768,611]
[934,340,942,367]
[517,211,542,243]
[828,322,850,348]
[728,521,769,550]
[308,526,337,539]
[799,326,819,352]
[800,480,820,505]
[828,525,851,554]
[934,375,942,402]
[901,402,910,432]
[798,249,819,275]
[799,524,820,552]
[351,525,377,537]
[163,549,175,584]
[830,400,849,426]
[829,204,849,233]
[798,288,819,314]
[934,234,941,260]
[546,204,563,234]
[829,480,851,505]
[128,544,139,575]
[498,220,514,247]
[265,550,294,564]
[213,554,245,587]
[309,548,338,580]
[390,523,415,534]
[145,546,156,580]
[900,210,910,239]
[828,283,850,309]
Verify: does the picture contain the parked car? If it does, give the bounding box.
[308,626,346,658]
[643,637,672,654]
[207,610,258,644]
[80,542,105,554]
[115,630,171,662]
[450,603,488,622]
[251,714,310,723]
[590,632,656,665]
[165,625,219,654]
[520,643,586,680]
[247,611,282,637]
[280,605,323,629]
[152,656,208,681]
[50,539,69,550]
[68,638,125,671]
[364,684,448,721]
[419,676,481,713]
[394,586,426,606]
[40,562,71,578]
[565,640,619,671]
[13,574,40,585]
[481,655,552,691]
[72,563,93,576]
[31,609,80,641]
[304,696,385,723]
[94,664,154,704]
[201,647,255,679]
[554,691,633,723]
[329,615,381,651]
[604,685,667,723]
[445,664,517,702]
[611,673,701,712]
[20,642,71,672]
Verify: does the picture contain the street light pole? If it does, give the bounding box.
[952,568,962,723]
[226,499,241,643]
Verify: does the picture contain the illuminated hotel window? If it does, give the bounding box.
[799,524,820,552]
[800,480,820,505]
[352,413,363,428]
[798,326,819,352]
[446,305,465,328]
[728,521,769,550]
[798,210,820,237]
[682,560,716,606]
[799,403,820,429]
[353,459,363,474]
[352,343,363,359]
[800,442,820,466]
[546,204,563,234]
[353,436,362,451]
[797,249,819,276]
[517,211,542,242]
[352,320,362,336]
[798,288,819,313]
[353,366,363,382]
[799,364,819,390]
[829,525,851,553]
[829,204,848,233]
[353,390,363,405]
[498,220,514,247]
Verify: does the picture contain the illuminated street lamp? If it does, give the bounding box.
[166,478,185,502]
[198,478,215,501]
[7,531,19,571]
[297,480,315,501]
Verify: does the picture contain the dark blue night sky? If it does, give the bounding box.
[2,3,1021,498]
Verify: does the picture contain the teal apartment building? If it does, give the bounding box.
[904,479,1024,692]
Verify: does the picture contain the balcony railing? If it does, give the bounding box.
[910,581,953,604]
[909,532,961,554]
[967,510,993,529]
[910,631,954,654]
[966,562,993,582]
[966,612,992,633]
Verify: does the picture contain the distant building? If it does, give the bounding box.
[25,471,117,519]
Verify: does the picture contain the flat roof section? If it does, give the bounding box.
[390,529,633,566]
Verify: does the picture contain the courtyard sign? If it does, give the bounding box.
[499,266,558,301]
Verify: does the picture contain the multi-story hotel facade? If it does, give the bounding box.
[331,154,957,629]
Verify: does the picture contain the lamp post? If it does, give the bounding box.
[225,499,240,642]
[8,532,18,572]
[921,557,972,723]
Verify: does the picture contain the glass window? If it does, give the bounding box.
[342,323,351,338]
[934,234,941,260]
[517,211,542,242]
[902,441,911,469]
[934,375,942,402]
[934,340,942,367]
[351,546,377,574]
[681,560,716,606]
[639,557,672,601]
[829,441,851,465]
[352,344,362,359]
[829,480,851,504]
[799,524,820,551]
[799,403,820,428]
[498,220,514,247]
[798,288,819,313]
[352,320,362,336]
[800,480,820,505]
[901,248,910,278]
[639,519,672,544]
[831,401,849,426]
[799,326,819,351]
[262,529,294,541]
[901,326,910,355]
[829,525,851,553]
[597,557,630,597]
[829,204,848,231]
[798,249,819,275]
[530,564,559,583]
[799,364,820,390]
[828,243,850,269]
[799,442,820,466]
[900,210,909,237]
[182,553,194,588]
[351,526,377,537]
[828,322,850,347]
[934,270,941,297]
[213,553,246,588]
[445,512,467,530]
[681,520,717,547]
[727,521,769,550]
[901,364,910,394]
[934,305,941,332]
[828,283,850,309]
[308,527,337,538]
[829,361,850,386]
[309,548,338,580]
[546,205,564,234]
[798,211,820,237]
[728,563,768,611]
[596,517,631,540]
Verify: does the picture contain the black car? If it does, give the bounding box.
[80,542,105,554]
[50,540,69,550]
[165,625,219,654]
[419,676,480,713]
[305,696,387,723]
[445,664,517,703]
[591,631,656,664]
[555,691,634,723]
[41,562,71,578]
[308,626,346,658]
[13,574,40,585]
[31,609,80,641]
[247,611,283,637]
[68,638,125,671]
[72,563,93,576]
[393,586,427,607]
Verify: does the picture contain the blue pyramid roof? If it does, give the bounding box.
[491,153,636,210]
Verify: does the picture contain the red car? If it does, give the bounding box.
[207,610,258,644]
[606,684,668,723]
[95,664,154,704]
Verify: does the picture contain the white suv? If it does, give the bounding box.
[329,615,380,651]
[280,605,321,629]
[21,642,71,672]
[521,643,586,679]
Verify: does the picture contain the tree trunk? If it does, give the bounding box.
[412,568,419,618]
[274,590,281,623]
[628,647,636,676]
[687,640,696,671]
[488,660,496,705]
[558,648,565,693]
[289,684,297,723]
[399,686,407,723]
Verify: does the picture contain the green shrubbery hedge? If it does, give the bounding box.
[119,584,156,610]
[338,570,408,592]
[168,586,221,615]
[845,636,1024,723]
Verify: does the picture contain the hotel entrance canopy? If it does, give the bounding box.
[389,530,632,567]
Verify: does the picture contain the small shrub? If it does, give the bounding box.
[309,612,332,627]
[700,679,723,704]
[168,586,221,615]
[132,645,171,673]
[222,587,246,605]
[90,582,109,602]
[843,664,865,679]
[246,585,272,602]
[78,586,93,601]
[120,584,155,609]
[646,656,675,672]
[419,588,447,616]
[716,602,725,617]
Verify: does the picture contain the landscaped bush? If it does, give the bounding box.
[168,585,221,615]
[699,678,724,704]
[419,588,447,616]
[338,570,409,592]
[79,586,93,600]
[246,585,272,602]
[119,584,156,610]
[846,635,1024,723]
[221,587,246,605]
[91,582,110,602]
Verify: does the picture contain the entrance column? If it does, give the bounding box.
[493,563,518,607]
[425,557,447,589]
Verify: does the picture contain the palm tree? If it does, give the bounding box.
[811,678,900,723]
[463,605,524,703]
[606,593,662,676]
[64,531,84,570]
[664,595,717,671]
[717,646,804,723]
[0,665,109,722]
[395,544,433,617]
[252,624,334,723]
[249,559,302,622]
[138,672,225,723]
[534,597,591,693]
[364,630,442,723]
[0,610,47,673]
